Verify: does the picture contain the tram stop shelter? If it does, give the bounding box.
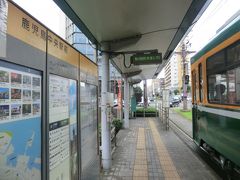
[54,0,211,170]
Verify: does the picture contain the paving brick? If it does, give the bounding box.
[100,118,219,180]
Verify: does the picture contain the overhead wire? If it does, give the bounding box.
[188,0,226,38]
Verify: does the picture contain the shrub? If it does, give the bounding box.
[112,118,123,133]
[135,107,158,117]
[136,107,157,113]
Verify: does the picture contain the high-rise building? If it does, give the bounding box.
[164,55,180,92]
[65,17,95,61]
[164,45,192,94]
[65,17,122,94]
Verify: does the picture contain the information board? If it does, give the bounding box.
[0,65,42,180]
[131,53,162,65]
[49,75,70,180]
[49,75,78,180]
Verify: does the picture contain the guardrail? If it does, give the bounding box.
[111,126,117,155]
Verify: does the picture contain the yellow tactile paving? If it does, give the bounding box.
[133,128,148,179]
[149,119,181,180]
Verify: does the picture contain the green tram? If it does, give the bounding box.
[191,18,240,176]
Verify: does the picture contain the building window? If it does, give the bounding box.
[207,40,240,105]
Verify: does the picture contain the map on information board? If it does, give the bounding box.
[0,66,41,180]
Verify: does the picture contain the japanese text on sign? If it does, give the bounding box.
[21,17,68,53]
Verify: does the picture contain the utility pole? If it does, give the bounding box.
[175,42,195,111]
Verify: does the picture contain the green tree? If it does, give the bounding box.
[174,89,179,95]
[133,86,143,103]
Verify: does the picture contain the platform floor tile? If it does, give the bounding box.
[101,118,219,180]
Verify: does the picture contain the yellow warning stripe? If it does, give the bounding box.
[133,128,148,180]
[149,119,180,180]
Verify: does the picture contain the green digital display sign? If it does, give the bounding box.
[131,53,162,65]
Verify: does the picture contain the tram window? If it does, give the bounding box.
[208,68,240,105]
[235,68,240,104]
[227,41,240,65]
[198,64,203,102]
[207,41,240,105]
[207,50,225,74]
[208,74,227,104]
[226,68,240,104]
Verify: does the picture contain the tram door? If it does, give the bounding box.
[192,70,198,141]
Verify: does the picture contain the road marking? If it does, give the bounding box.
[149,119,181,180]
[133,128,148,180]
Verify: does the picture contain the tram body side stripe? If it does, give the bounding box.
[198,106,240,120]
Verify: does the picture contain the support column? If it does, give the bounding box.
[124,77,129,128]
[101,49,111,170]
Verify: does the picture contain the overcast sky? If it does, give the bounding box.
[188,0,239,52]
[13,0,66,38]
[157,0,239,79]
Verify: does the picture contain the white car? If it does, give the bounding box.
[113,99,124,107]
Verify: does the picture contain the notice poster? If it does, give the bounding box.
[69,80,78,180]
[49,75,70,180]
[0,0,8,58]
[0,66,41,180]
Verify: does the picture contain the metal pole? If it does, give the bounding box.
[155,99,157,118]
[144,80,147,117]
[181,44,188,111]
[124,77,129,128]
[101,47,111,170]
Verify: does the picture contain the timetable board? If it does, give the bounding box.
[49,74,77,180]
[0,64,42,180]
